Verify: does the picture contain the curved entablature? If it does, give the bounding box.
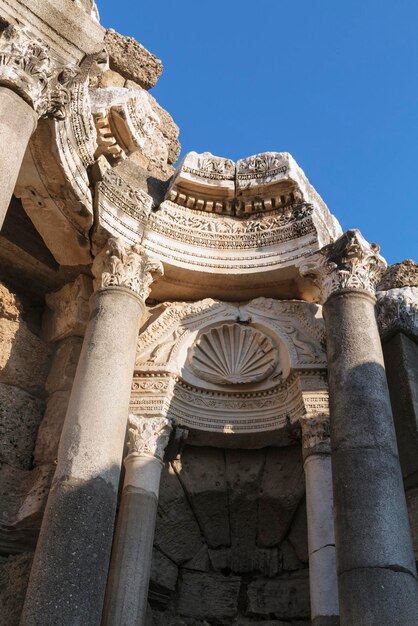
[131,297,328,445]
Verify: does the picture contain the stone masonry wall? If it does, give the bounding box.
[149,445,311,626]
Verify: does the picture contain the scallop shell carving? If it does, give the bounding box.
[189,323,277,385]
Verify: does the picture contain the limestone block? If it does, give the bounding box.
[45,337,82,395]
[0,464,55,552]
[257,445,305,547]
[104,30,163,90]
[154,463,203,564]
[98,69,126,88]
[0,383,44,470]
[147,92,181,165]
[209,547,281,577]
[0,317,51,397]
[149,549,178,603]
[183,545,211,572]
[0,283,22,321]
[33,390,72,465]
[173,447,230,548]
[0,552,33,626]
[43,275,92,342]
[406,488,418,561]
[287,500,309,564]
[280,539,304,572]
[247,572,310,619]
[225,449,265,571]
[177,571,241,620]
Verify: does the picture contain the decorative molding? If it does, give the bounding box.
[376,287,418,341]
[0,25,80,119]
[126,415,172,461]
[301,229,387,302]
[189,323,278,385]
[237,152,288,182]
[92,237,163,299]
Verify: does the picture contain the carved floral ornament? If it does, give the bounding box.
[92,237,163,299]
[376,287,418,340]
[127,415,172,461]
[301,229,387,303]
[0,25,83,119]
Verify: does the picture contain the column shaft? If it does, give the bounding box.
[304,453,339,626]
[21,286,144,626]
[0,87,37,229]
[103,455,163,626]
[324,290,418,625]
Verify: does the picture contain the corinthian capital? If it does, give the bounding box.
[300,415,330,455]
[301,229,387,303]
[0,25,79,119]
[92,238,163,300]
[127,415,172,461]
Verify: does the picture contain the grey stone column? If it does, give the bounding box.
[302,230,418,626]
[301,415,339,626]
[21,239,163,626]
[0,25,85,230]
[103,415,172,626]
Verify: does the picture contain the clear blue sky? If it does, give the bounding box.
[97,0,417,265]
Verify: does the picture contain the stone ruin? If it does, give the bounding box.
[0,2,417,625]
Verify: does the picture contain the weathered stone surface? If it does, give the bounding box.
[183,545,211,572]
[147,91,181,165]
[154,463,203,564]
[257,445,305,547]
[42,275,92,342]
[33,390,71,465]
[225,449,265,572]
[149,548,178,603]
[0,552,33,626]
[287,500,309,564]
[45,337,82,395]
[280,539,305,572]
[98,69,126,88]
[209,547,281,577]
[0,463,55,552]
[406,488,418,561]
[378,259,418,290]
[247,572,310,620]
[173,447,230,548]
[178,571,241,620]
[0,282,22,320]
[104,29,163,90]
[0,383,44,469]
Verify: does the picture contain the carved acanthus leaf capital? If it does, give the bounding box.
[300,414,330,453]
[127,415,172,461]
[92,237,163,300]
[301,229,387,303]
[0,25,81,119]
[376,287,418,341]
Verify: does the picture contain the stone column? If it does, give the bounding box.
[0,25,79,229]
[301,414,339,626]
[302,230,418,626]
[21,239,163,626]
[103,415,172,626]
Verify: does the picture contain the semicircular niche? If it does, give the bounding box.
[188,323,278,385]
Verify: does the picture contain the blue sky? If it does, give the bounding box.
[97,1,417,264]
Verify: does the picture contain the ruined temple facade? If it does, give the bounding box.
[0,3,417,626]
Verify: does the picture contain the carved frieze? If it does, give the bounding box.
[92,237,163,299]
[127,414,172,461]
[301,229,387,302]
[189,323,278,385]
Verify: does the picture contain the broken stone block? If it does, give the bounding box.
[43,275,92,342]
[247,571,310,620]
[173,447,230,548]
[183,545,211,572]
[33,390,72,465]
[0,552,33,626]
[104,29,163,90]
[0,383,44,469]
[0,464,55,553]
[257,445,305,547]
[154,463,203,564]
[0,283,22,321]
[149,548,178,605]
[178,571,241,620]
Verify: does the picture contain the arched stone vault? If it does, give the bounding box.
[131,296,328,447]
